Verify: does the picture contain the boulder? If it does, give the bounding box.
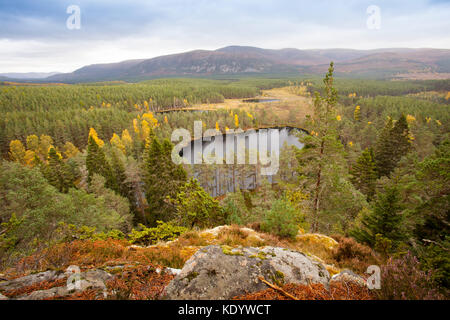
[0,270,66,292]
[0,267,113,300]
[163,245,330,300]
[331,269,367,287]
[17,286,71,300]
[17,269,113,300]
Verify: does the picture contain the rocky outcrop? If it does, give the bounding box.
[0,270,66,292]
[163,245,330,300]
[0,267,113,300]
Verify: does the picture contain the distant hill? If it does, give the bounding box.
[41,46,450,83]
[0,72,61,80]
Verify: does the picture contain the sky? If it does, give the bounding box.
[0,0,449,73]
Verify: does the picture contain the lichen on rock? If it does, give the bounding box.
[163,245,330,300]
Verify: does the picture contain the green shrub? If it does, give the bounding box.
[129,221,187,245]
[56,223,126,241]
[260,198,299,239]
[170,178,225,228]
[223,190,249,225]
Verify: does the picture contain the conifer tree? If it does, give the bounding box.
[41,147,75,193]
[391,114,412,163]
[143,136,187,226]
[375,115,412,177]
[86,136,116,190]
[351,185,406,249]
[296,62,362,232]
[350,148,377,200]
[110,148,134,207]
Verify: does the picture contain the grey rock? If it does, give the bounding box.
[3,268,113,300]
[163,245,330,300]
[17,286,70,300]
[331,269,367,287]
[0,270,65,292]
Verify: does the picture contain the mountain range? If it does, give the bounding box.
[4,46,450,83]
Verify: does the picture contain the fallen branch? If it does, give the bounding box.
[422,239,450,251]
[258,276,299,300]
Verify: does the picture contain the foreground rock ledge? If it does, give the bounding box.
[163,245,330,300]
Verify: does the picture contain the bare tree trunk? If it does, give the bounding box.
[311,139,325,233]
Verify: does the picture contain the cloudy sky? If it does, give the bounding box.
[1,0,449,73]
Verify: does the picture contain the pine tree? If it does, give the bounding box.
[110,148,134,206]
[86,136,116,190]
[390,114,412,163]
[374,117,394,177]
[143,136,187,226]
[296,62,363,233]
[351,185,406,249]
[350,148,377,200]
[375,115,412,178]
[41,147,75,193]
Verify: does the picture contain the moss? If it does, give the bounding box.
[185,271,199,282]
[249,251,268,260]
[221,245,243,256]
[271,270,285,286]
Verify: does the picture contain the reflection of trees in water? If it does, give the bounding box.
[183,128,303,196]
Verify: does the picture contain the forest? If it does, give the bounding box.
[0,66,449,300]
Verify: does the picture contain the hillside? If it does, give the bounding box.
[44,46,450,83]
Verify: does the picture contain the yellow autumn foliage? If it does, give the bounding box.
[88,128,104,147]
[9,140,26,163]
[63,142,80,158]
[26,135,39,152]
[24,150,37,167]
[110,133,126,154]
[121,129,133,150]
[406,114,416,124]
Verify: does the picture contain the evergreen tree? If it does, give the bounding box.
[86,136,116,190]
[143,136,187,226]
[375,115,412,177]
[413,140,450,288]
[391,114,412,163]
[350,148,377,200]
[351,185,406,249]
[296,62,366,233]
[374,117,394,177]
[41,147,75,193]
[110,148,135,212]
[170,178,224,228]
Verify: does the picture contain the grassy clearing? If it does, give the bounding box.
[194,86,313,126]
